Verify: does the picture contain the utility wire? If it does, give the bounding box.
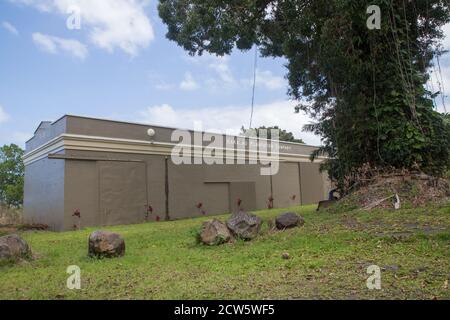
[436,54,447,113]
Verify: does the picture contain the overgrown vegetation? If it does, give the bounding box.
[0,206,23,226]
[327,173,450,213]
[158,0,450,194]
[0,204,448,299]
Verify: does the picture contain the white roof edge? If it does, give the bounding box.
[27,114,323,148]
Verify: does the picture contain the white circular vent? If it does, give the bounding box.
[147,128,156,137]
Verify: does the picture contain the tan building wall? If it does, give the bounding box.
[23,115,331,231]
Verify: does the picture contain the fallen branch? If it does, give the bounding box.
[363,194,395,210]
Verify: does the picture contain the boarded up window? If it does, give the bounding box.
[229,182,256,212]
[99,161,147,226]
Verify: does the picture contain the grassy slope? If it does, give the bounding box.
[0,204,449,300]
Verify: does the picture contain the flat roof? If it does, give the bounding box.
[29,114,320,148]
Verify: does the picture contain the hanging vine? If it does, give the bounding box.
[158,0,450,194]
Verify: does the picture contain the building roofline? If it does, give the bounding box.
[32,121,52,135]
[28,114,322,148]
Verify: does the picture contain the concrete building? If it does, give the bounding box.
[23,115,330,231]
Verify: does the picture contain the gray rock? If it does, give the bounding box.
[275,212,305,229]
[381,265,400,271]
[0,234,31,261]
[200,219,231,245]
[88,231,125,258]
[226,211,262,240]
[282,252,290,259]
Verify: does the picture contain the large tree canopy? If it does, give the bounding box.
[159,0,450,192]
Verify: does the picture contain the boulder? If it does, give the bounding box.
[275,212,305,229]
[0,234,31,261]
[200,219,231,245]
[226,211,262,240]
[88,231,125,258]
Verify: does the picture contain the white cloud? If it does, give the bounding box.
[11,132,31,146]
[429,64,450,113]
[264,2,276,20]
[2,21,19,35]
[440,66,450,96]
[0,105,30,146]
[208,56,234,84]
[426,22,450,112]
[155,82,174,91]
[180,72,199,91]
[241,69,285,90]
[32,32,88,59]
[147,72,175,91]
[139,104,177,126]
[183,54,237,90]
[184,53,285,92]
[9,0,53,12]
[256,70,285,90]
[440,23,450,96]
[10,0,154,56]
[32,32,57,53]
[138,100,322,145]
[0,106,10,124]
[0,131,31,147]
[441,22,450,50]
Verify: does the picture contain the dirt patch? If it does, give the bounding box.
[0,226,18,237]
[374,226,449,240]
[335,211,450,241]
[0,207,48,236]
[335,173,450,211]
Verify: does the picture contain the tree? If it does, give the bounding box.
[240,126,305,143]
[0,144,24,207]
[159,0,450,193]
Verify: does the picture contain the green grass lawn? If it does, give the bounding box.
[0,204,449,300]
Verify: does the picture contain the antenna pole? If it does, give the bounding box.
[249,46,258,129]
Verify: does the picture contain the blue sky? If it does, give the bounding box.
[0,0,449,148]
